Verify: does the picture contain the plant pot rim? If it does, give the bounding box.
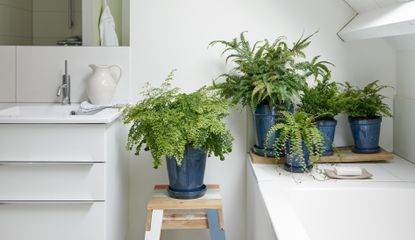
[166,144,206,159]
[316,118,337,122]
[348,116,382,120]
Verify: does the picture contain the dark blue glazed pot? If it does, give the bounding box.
[348,117,382,154]
[252,103,292,157]
[284,141,312,173]
[317,119,337,156]
[165,145,207,199]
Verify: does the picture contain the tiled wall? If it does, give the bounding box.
[33,0,82,45]
[395,50,415,164]
[0,46,130,104]
[0,0,33,45]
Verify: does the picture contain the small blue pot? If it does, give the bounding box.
[252,103,292,157]
[165,145,207,199]
[284,141,312,173]
[348,117,382,154]
[317,119,337,156]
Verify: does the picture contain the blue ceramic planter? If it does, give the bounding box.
[317,119,337,156]
[165,145,207,199]
[252,103,292,157]
[348,117,382,154]
[284,141,312,173]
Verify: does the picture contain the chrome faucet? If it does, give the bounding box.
[57,60,71,105]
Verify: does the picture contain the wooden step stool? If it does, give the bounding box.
[144,184,226,240]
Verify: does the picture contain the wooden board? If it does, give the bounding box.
[146,184,224,231]
[147,184,222,210]
[250,146,394,164]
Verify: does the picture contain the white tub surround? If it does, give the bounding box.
[247,155,415,240]
[0,106,129,240]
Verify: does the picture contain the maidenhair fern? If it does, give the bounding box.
[122,71,234,169]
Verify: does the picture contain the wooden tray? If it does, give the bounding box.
[250,146,393,164]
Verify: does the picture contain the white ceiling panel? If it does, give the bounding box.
[345,0,400,12]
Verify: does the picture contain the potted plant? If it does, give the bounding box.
[299,76,341,156]
[122,72,233,199]
[210,32,330,156]
[266,111,325,173]
[340,80,392,153]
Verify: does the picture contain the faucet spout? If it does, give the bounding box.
[58,60,71,105]
[56,83,67,97]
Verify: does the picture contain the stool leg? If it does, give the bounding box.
[207,209,226,240]
[144,209,164,240]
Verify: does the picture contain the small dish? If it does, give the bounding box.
[325,168,373,179]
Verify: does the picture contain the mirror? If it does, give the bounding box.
[0,0,130,46]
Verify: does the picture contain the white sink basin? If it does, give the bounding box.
[0,104,121,124]
[0,105,78,117]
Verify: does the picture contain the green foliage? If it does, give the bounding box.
[122,72,234,169]
[266,111,325,169]
[209,32,332,109]
[339,80,392,118]
[299,78,342,120]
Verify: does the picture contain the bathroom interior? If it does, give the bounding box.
[0,0,414,239]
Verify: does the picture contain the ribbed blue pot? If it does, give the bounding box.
[165,145,207,199]
[348,117,382,154]
[317,119,337,156]
[284,141,312,173]
[252,103,293,157]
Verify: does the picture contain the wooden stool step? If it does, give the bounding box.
[144,184,226,240]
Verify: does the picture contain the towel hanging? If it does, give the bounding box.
[99,0,119,46]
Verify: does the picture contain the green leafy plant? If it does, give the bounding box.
[266,111,325,168]
[339,80,392,118]
[299,77,342,120]
[209,32,331,109]
[122,72,234,169]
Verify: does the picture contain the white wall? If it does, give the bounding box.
[0,46,130,104]
[128,0,396,240]
[0,0,33,45]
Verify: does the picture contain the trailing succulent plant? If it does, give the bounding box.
[266,111,325,169]
[339,80,392,119]
[299,77,342,120]
[122,71,234,169]
[209,32,331,110]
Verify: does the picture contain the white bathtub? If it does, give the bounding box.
[249,155,415,240]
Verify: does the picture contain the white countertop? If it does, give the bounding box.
[0,103,121,124]
[249,154,415,240]
[251,155,415,183]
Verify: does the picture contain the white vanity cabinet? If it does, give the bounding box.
[0,109,129,240]
[247,158,278,240]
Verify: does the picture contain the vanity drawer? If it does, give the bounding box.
[0,201,105,240]
[0,124,106,162]
[0,162,104,200]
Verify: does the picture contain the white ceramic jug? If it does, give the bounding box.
[86,64,122,105]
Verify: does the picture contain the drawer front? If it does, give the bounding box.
[0,163,104,200]
[0,202,105,240]
[0,124,105,162]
